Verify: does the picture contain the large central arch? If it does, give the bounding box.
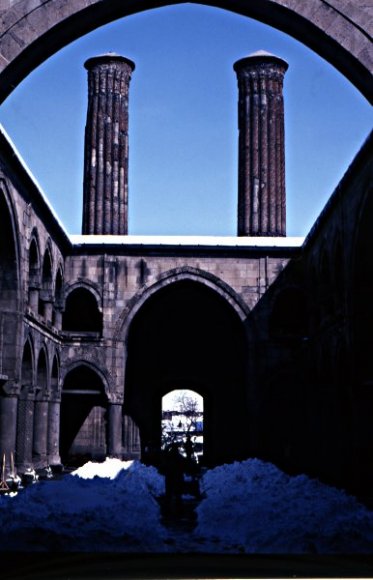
[0,1,371,104]
[124,278,249,466]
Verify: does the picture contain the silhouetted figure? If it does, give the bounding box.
[183,435,201,498]
[162,443,185,510]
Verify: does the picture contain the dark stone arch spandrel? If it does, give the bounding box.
[0,1,371,104]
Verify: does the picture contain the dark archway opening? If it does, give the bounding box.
[16,340,34,471]
[38,250,53,318]
[60,365,107,466]
[51,355,59,395]
[0,189,19,380]
[125,279,248,467]
[62,288,102,334]
[351,191,373,493]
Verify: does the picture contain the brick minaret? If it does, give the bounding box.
[234,51,288,237]
[82,54,135,235]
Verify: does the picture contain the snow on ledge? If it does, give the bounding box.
[0,124,69,238]
[69,234,305,248]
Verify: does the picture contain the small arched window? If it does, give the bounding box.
[51,354,59,395]
[38,249,53,316]
[62,287,102,334]
[37,348,48,396]
[28,238,40,288]
[21,339,34,389]
[55,268,64,306]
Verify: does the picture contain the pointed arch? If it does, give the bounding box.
[60,360,112,395]
[20,337,34,391]
[28,232,41,288]
[36,346,49,397]
[0,182,21,381]
[115,266,249,343]
[51,352,60,396]
[54,264,64,306]
[60,362,109,465]
[124,274,249,465]
[62,286,103,334]
[38,245,54,318]
[41,245,53,293]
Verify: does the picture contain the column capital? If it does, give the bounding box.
[0,380,18,397]
[108,393,124,405]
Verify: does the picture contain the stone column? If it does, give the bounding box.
[43,301,53,324]
[16,387,35,475]
[33,395,49,469]
[47,398,61,467]
[123,414,141,459]
[39,289,53,323]
[0,389,18,478]
[107,402,123,457]
[53,309,62,330]
[28,286,40,312]
[82,53,135,235]
[234,51,288,236]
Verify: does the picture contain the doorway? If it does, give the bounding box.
[124,278,248,466]
[162,389,204,464]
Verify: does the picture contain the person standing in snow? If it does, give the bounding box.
[162,443,185,509]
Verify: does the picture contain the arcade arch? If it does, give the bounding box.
[38,247,53,320]
[0,186,20,380]
[60,364,108,465]
[62,287,102,335]
[124,278,249,466]
[28,235,41,312]
[33,347,49,468]
[16,338,35,473]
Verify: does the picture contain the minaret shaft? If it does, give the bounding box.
[82,54,135,235]
[234,53,288,236]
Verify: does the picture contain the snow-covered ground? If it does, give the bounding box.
[0,457,372,553]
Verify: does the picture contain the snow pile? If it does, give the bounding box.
[196,459,373,553]
[0,459,166,552]
[72,457,165,497]
[1,457,373,553]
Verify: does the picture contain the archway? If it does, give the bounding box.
[60,365,108,466]
[28,235,40,313]
[62,287,102,335]
[38,248,53,319]
[0,187,20,381]
[124,279,248,467]
[349,189,373,493]
[0,2,371,104]
[161,389,204,463]
[16,339,34,473]
[33,348,49,469]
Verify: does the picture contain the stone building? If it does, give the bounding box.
[0,45,372,499]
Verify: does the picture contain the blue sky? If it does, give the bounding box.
[0,5,371,236]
